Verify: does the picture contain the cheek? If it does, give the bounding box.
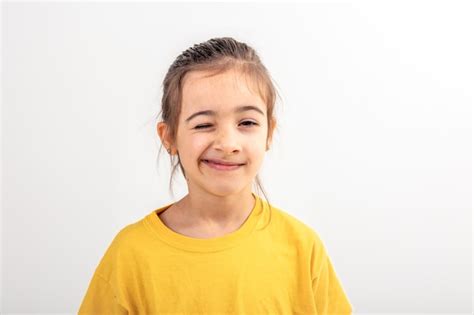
[191,136,209,152]
[180,135,207,159]
[251,148,266,165]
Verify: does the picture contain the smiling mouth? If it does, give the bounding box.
[201,159,245,171]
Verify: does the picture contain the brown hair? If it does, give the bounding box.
[155,37,281,209]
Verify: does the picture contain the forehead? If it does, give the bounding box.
[181,68,266,115]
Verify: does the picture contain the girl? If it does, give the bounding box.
[78,37,353,314]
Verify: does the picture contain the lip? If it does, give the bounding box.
[201,159,245,171]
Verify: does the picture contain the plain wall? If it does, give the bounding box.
[2,1,472,313]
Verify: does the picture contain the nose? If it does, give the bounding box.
[213,125,241,155]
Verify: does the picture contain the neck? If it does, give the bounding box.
[176,186,256,229]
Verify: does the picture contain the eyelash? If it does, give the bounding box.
[194,121,258,130]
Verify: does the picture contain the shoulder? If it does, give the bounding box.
[115,218,148,244]
[266,203,334,278]
[94,218,148,275]
[265,202,323,248]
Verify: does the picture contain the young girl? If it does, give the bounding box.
[79,37,353,314]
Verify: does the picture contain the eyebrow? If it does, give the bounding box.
[185,105,265,123]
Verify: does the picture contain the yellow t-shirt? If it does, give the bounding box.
[78,193,353,314]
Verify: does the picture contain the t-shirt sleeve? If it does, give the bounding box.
[311,235,353,314]
[78,272,129,315]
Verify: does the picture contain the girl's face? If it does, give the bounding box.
[162,68,273,197]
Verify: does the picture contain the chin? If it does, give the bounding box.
[203,183,250,197]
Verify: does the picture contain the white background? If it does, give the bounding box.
[2,1,472,313]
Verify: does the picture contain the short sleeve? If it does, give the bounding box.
[311,236,353,314]
[78,272,129,315]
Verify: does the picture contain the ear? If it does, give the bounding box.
[157,122,175,154]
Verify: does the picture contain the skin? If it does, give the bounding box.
[157,67,276,237]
